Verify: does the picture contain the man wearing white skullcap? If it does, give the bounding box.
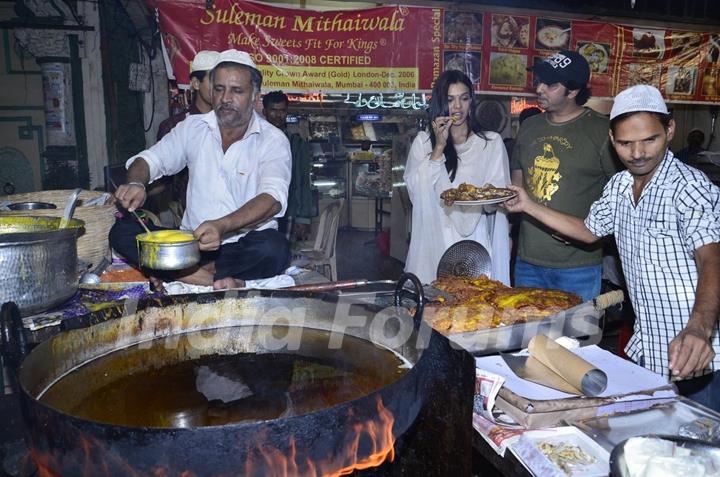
[112,49,292,290]
[504,84,720,410]
[157,50,220,140]
[150,51,220,222]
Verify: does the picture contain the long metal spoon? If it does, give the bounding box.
[107,177,152,234]
[130,208,152,234]
[59,188,82,228]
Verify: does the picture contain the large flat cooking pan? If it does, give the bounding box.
[3,274,476,477]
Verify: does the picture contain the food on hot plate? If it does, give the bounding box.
[444,53,481,83]
[670,32,701,52]
[440,182,516,205]
[702,69,720,96]
[672,67,695,94]
[518,23,530,47]
[578,42,608,73]
[632,30,665,58]
[629,63,660,87]
[489,53,527,85]
[445,12,482,44]
[634,31,656,50]
[537,25,569,49]
[136,230,195,243]
[424,275,582,335]
[537,441,597,475]
[492,15,527,48]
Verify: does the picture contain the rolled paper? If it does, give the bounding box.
[528,334,608,396]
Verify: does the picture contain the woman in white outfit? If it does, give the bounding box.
[403,70,511,285]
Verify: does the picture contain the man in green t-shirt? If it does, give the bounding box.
[510,49,618,301]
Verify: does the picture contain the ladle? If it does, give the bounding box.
[79,257,110,285]
[59,188,82,229]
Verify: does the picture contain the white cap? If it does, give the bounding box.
[213,49,258,71]
[610,85,669,120]
[190,50,219,73]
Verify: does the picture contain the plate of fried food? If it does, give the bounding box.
[441,182,517,206]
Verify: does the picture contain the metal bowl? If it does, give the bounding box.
[136,236,200,271]
[7,201,58,211]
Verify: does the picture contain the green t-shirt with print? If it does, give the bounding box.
[510,108,618,268]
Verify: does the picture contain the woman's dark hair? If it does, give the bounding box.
[610,111,673,134]
[428,69,487,181]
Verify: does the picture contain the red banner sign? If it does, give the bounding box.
[151,0,720,103]
[153,0,438,92]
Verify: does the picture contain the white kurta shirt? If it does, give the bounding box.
[127,111,291,244]
[403,130,511,284]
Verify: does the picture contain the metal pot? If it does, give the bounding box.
[0,216,84,316]
[12,274,475,476]
[6,201,57,211]
[136,233,200,270]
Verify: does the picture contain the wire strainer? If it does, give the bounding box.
[436,240,492,279]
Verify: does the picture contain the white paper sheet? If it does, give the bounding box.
[475,345,673,401]
[164,274,296,295]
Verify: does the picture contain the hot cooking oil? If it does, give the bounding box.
[40,326,409,428]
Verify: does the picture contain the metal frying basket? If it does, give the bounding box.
[436,240,492,279]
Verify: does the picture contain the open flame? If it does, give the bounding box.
[245,396,395,476]
[28,396,396,477]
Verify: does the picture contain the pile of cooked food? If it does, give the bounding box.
[440,182,516,205]
[425,275,582,335]
[489,53,527,86]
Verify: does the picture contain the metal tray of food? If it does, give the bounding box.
[446,293,619,356]
[610,434,720,477]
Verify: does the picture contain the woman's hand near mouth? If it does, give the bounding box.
[430,116,453,160]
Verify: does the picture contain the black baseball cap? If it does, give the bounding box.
[530,49,590,86]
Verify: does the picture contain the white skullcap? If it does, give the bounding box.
[610,85,669,120]
[213,49,258,71]
[190,50,220,73]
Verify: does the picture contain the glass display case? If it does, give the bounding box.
[312,175,346,200]
[309,140,346,200]
[303,111,419,231]
[350,157,392,197]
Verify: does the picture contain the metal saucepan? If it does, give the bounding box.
[136,232,200,271]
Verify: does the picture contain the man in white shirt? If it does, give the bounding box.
[111,49,292,290]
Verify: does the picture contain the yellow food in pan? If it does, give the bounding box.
[136,230,194,243]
